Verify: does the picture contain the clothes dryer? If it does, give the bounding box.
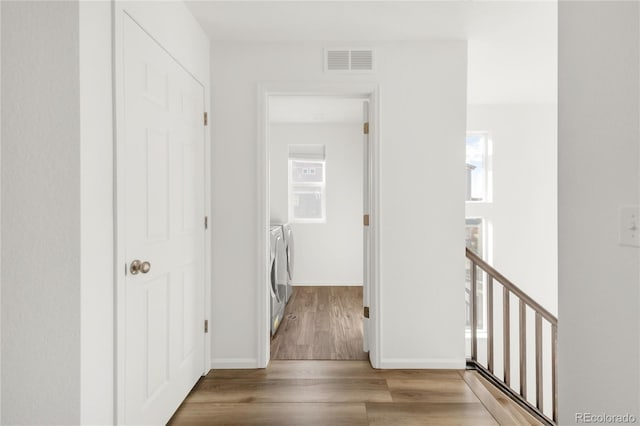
[269,226,287,335]
[280,223,294,303]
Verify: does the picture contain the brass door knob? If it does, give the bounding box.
[129,260,150,275]
[130,260,142,275]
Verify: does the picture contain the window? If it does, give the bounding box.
[465,218,485,330]
[465,132,492,333]
[288,145,326,223]
[466,132,490,202]
[465,218,484,259]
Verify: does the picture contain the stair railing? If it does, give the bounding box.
[466,248,558,425]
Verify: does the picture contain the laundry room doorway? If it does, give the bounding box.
[258,84,380,367]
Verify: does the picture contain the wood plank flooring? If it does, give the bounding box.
[461,371,543,426]
[270,286,368,360]
[169,361,544,425]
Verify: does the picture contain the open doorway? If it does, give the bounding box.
[266,95,370,361]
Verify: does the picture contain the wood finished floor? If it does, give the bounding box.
[168,361,544,425]
[270,286,368,360]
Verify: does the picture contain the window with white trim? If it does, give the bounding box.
[465,132,493,332]
[288,145,326,223]
[466,132,491,202]
[465,217,486,330]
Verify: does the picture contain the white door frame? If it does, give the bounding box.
[256,82,381,368]
[113,9,212,423]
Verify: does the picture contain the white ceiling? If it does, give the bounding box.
[269,96,365,123]
[186,1,557,104]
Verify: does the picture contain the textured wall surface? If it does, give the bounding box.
[1,2,81,424]
[558,1,640,423]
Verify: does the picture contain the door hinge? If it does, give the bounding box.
[363,122,369,135]
[363,306,370,318]
[363,214,370,226]
[204,319,209,333]
[204,216,208,230]
[204,112,208,126]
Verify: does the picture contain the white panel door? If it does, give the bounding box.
[123,16,205,425]
[362,100,370,353]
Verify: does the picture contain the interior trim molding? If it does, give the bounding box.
[378,358,467,369]
[257,81,381,370]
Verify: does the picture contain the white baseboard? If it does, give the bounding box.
[378,358,466,369]
[293,282,363,286]
[210,358,259,369]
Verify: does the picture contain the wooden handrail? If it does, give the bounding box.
[466,247,558,425]
[466,248,557,324]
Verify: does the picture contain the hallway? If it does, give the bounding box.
[168,361,543,425]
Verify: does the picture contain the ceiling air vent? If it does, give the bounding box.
[326,50,350,71]
[325,49,375,73]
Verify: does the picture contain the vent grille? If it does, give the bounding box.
[325,49,375,72]
[327,50,350,71]
[350,50,374,70]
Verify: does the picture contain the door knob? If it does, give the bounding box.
[129,260,151,275]
[130,260,141,275]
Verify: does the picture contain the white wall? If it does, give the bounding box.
[467,104,558,314]
[79,1,113,423]
[1,1,3,420]
[559,1,640,423]
[2,2,81,423]
[210,41,467,369]
[270,123,363,285]
[1,1,209,424]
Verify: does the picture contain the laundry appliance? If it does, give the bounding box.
[271,222,294,303]
[280,223,294,303]
[269,226,287,336]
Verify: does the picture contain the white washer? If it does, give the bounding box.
[269,226,287,336]
[280,223,294,303]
